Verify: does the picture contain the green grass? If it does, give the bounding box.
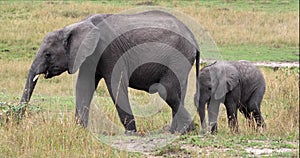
[65,0,300,12]
[196,0,299,12]
[200,44,299,62]
[218,45,299,62]
[184,134,298,150]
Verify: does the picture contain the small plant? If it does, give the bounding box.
[155,143,183,156]
[0,101,42,125]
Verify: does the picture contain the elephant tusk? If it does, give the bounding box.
[33,74,39,82]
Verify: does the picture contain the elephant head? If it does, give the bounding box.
[196,62,239,133]
[20,20,101,103]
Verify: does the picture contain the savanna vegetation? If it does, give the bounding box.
[0,1,299,157]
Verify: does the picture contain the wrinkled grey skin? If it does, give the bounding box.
[20,10,200,135]
[195,61,266,133]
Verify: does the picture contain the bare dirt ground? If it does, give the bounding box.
[202,60,299,68]
[252,61,299,68]
[105,133,299,157]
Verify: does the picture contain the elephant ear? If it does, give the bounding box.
[63,21,101,74]
[211,62,239,100]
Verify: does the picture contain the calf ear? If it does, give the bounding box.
[225,69,239,92]
[211,63,239,100]
[62,21,101,74]
[211,65,226,100]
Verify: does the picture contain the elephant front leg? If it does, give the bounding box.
[208,99,221,134]
[225,104,238,133]
[75,66,100,127]
[195,95,207,133]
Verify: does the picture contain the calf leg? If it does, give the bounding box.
[207,99,221,134]
[239,103,255,129]
[224,88,240,133]
[248,87,266,130]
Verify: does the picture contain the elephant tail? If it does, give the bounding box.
[196,49,200,79]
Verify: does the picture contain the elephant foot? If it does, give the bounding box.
[124,129,137,136]
[256,123,266,133]
[247,118,256,130]
[261,122,267,129]
[228,119,239,134]
[75,114,88,128]
[170,121,194,134]
[199,129,209,135]
[209,122,218,134]
[170,106,194,134]
[228,125,239,134]
[199,123,208,135]
[200,124,217,135]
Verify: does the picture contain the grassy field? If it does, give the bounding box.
[0,1,299,157]
[0,0,299,61]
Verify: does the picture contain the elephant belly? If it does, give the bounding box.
[128,63,168,92]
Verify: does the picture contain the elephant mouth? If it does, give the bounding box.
[44,67,66,79]
[207,97,211,104]
[44,71,54,79]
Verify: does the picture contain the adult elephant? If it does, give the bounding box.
[195,61,266,134]
[20,10,200,135]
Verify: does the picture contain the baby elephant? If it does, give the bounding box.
[195,61,266,133]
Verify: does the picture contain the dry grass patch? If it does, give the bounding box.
[178,7,299,47]
[0,111,134,157]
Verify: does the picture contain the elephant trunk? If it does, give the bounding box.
[198,98,207,130]
[20,55,44,103]
[20,69,39,103]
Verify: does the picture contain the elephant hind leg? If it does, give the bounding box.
[239,103,255,129]
[158,75,194,134]
[105,77,137,134]
[247,112,256,130]
[248,89,266,130]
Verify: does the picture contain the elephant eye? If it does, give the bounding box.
[45,52,51,59]
[208,87,212,90]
